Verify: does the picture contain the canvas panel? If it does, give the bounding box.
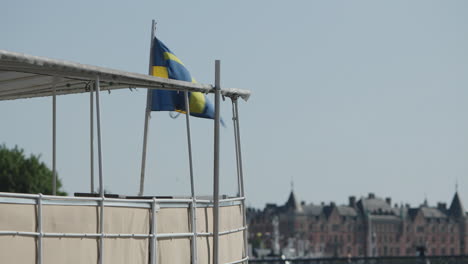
[157,207,189,234]
[0,203,36,232]
[42,205,98,233]
[43,237,98,264]
[196,207,212,233]
[219,231,244,264]
[157,237,191,264]
[196,205,243,234]
[220,205,243,231]
[197,232,245,264]
[104,238,148,264]
[0,236,36,264]
[197,236,213,264]
[104,207,150,234]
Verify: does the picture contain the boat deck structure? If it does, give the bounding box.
[0,49,251,264]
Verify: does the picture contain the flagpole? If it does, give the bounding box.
[213,60,221,264]
[139,20,156,196]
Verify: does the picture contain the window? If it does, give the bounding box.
[441,248,446,255]
[417,226,424,233]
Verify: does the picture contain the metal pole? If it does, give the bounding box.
[150,198,158,264]
[95,75,104,264]
[139,19,156,196]
[37,194,43,264]
[52,78,57,195]
[231,99,241,196]
[99,197,104,264]
[213,60,221,264]
[234,99,249,263]
[90,83,94,193]
[184,90,198,264]
[95,77,104,197]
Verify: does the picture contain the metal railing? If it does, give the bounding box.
[0,192,248,264]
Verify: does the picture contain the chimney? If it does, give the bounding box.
[437,202,447,211]
[386,197,392,205]
[330,202,336,207]
[349,196,356,207]
[368,193,375,199]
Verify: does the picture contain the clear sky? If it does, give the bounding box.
[1,0,468,209]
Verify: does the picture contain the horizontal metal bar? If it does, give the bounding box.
[219,197,245,203]
[0,231,39,236]
[225,257,249,264]
[156,233,193,239]
[0,193,243,208]
[198,226,247,237]
[0,225,247,240]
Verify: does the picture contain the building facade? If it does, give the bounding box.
[248,192,468,258]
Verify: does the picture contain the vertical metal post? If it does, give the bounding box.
[52,78,57,195]
[37,194,43,264]
[90,83,94,193]
[213,60,221,264]
[99,197,105,264]
[184,90,198,264]
[95,76,105,264]
[231,99,241,196]
[95,77,104,197]
[139,20,156,196]
[150,198,158,264]
[234,99,249,262]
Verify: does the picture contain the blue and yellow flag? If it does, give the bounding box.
[150,38,215,119]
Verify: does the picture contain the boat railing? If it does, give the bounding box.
[0,191,248,264]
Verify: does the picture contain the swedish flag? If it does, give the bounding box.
[150,38,215,119]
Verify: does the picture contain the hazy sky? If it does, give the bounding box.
[1,1,468,209]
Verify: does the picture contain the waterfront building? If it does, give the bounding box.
[248,191,467,258]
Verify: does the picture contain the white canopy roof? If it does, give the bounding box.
[0,50,250,101]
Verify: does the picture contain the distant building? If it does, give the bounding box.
[247,191,468,258]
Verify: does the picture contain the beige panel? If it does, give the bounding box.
[219,205,243,231]
[43,237,98,264]
[0,203,36,232]
[0,236,36,264]
[196,205,243,233]
[104,207,149,234]
[157,208,189,234]
[104,238,148,264]
[43,205,98,233]
[196,207,212,233]
[158,238,191,264]
[197,232,245,264]
[219,231,244,264]
[197,236,213,264]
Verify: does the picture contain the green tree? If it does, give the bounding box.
[0,144,67,195]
